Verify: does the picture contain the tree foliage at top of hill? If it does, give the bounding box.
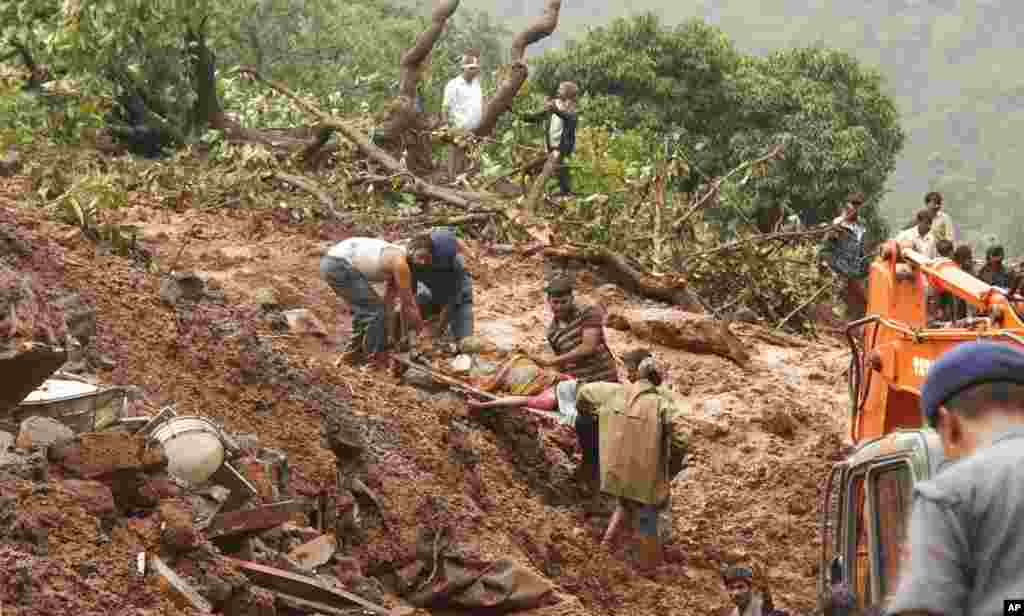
[465,0,1024,252]
[530,13,903,238]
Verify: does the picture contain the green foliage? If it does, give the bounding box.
[214,0,510,115]
[532,13,903,235]
[0,80,104,147]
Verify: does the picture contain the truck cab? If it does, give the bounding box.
[818,429,945,612]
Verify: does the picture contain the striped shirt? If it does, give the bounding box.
[546,303,619,384]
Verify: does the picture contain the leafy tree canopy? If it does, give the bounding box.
[531,13,904,239]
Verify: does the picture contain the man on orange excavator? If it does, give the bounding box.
[895,209,937,259]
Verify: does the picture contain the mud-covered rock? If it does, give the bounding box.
[0,450,48,482]
[59,479,116,519]
[159,272,206,306]
[49,431,167,478]
[52,291,96,345]
[224,586,277,616]
[606,308,750,365]
[0,223,31,257]
[334,556,362,585]
[761,408,798,439]
[159,498,201,552]
[16,416,75,450]
[279,308,327,337]
[345,574,386,605]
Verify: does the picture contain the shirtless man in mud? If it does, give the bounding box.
[319,234,432,363]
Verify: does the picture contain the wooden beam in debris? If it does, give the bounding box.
[206,499,308,538]
[224,558,415,616]
[150,555,213,613]
[270,591,411,616]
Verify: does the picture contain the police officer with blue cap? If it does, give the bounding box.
[889,341,1024,616]
[408,228,474,346]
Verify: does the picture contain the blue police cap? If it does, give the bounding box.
[920,340,1024,427]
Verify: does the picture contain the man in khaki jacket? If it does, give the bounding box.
[579,350,677,573]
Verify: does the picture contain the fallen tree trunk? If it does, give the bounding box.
[237,67,485,210]
[473,0,562,137]
[606,308,750,365]
[272,172,340,218]
[542,245,706,313]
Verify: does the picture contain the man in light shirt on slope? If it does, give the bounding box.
[442,51,483,180]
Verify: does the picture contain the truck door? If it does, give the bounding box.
[867,461,913,601]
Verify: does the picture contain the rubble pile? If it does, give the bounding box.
[0,400,420,615]
[1,188,853,615]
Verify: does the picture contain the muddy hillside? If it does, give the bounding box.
[1,173,853,616]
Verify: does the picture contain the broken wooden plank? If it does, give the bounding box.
[271,591,417,616]
[270,591,354,616]
[224,558,412,616]
[288,534,336,570]
[206,499,306,538]
[150,555,213,613]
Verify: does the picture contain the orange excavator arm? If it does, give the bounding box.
[847,241,1024,443]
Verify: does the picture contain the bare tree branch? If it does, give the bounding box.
[237,66,484,210]
[376,0,460,144]
[473,0,562,137]
[681,224,838,264]
[672,144,784,233]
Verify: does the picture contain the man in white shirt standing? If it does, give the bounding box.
[895,209,937,259]
[442,51,483,180]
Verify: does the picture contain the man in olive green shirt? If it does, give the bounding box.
[575,349,677,573]
[925,191,955,243]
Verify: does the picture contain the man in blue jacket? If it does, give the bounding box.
[409,228,474,345]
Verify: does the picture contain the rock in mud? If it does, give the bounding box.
[280,309,327,337]
[334,556,362,584]
[224,586,277,616]
[606,308,751,365]
[159,272,206,306]
[52,291,96,345]
[401,366,447,392]
[160,498,201,552]
[761,408,798,439]
[59,479,116,519]
[344,574,386,605]
[16,416,75,450]
[0,450,48,482]
[49,431,168,478]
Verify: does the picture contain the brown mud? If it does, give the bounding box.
[1,174,851,615]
